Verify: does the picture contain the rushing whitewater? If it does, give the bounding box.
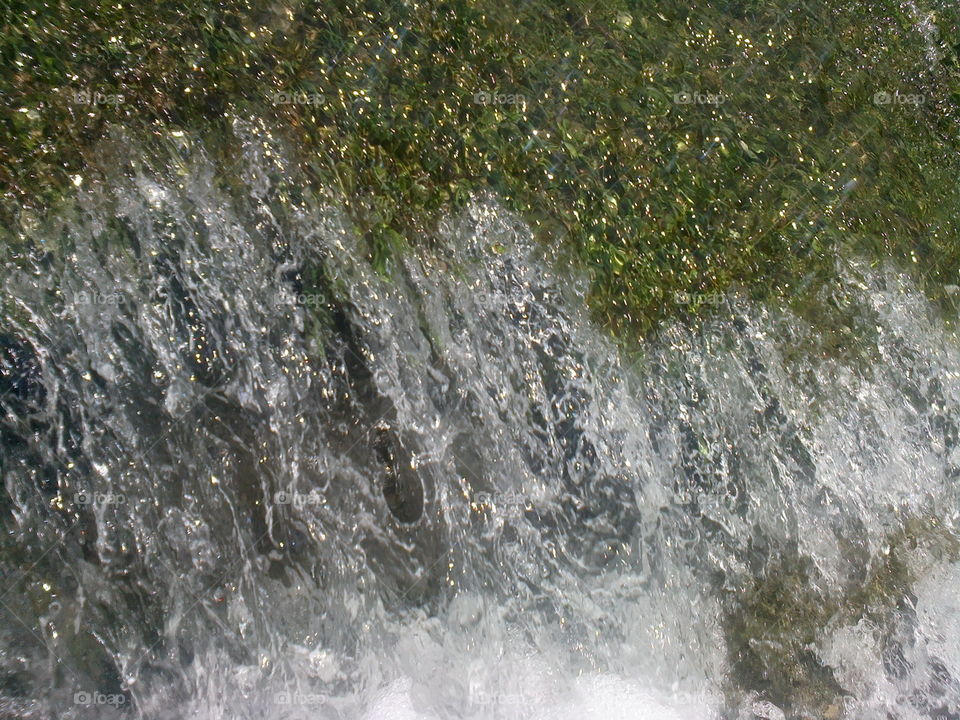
[1,130,958,720]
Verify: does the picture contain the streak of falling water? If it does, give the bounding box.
[1,127,958,720]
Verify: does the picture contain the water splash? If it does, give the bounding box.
[1,131,958,720]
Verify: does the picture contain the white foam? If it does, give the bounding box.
[916,562,960,679]
[362,674,720,720]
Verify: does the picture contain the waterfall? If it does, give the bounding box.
[1,130,958,720]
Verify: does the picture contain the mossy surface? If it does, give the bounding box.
[721,515,960,717]
[3,0,960,338]
[722,547,846,717]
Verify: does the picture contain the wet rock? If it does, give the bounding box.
[377,428,425,524]
[0,334,45,408]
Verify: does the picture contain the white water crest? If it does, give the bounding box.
[0,130,958,720]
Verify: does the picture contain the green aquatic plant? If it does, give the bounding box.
[2,0,959,338]
[721,513,960,717]
[721,547,846,718]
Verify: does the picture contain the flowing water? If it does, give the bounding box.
[1,129,959,720]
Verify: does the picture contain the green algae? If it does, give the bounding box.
[721,514,960,717]
[722,548,845,718]
[2,0,960,339]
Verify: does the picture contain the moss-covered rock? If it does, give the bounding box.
[2,0,959,338]
[721,515,960,717]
